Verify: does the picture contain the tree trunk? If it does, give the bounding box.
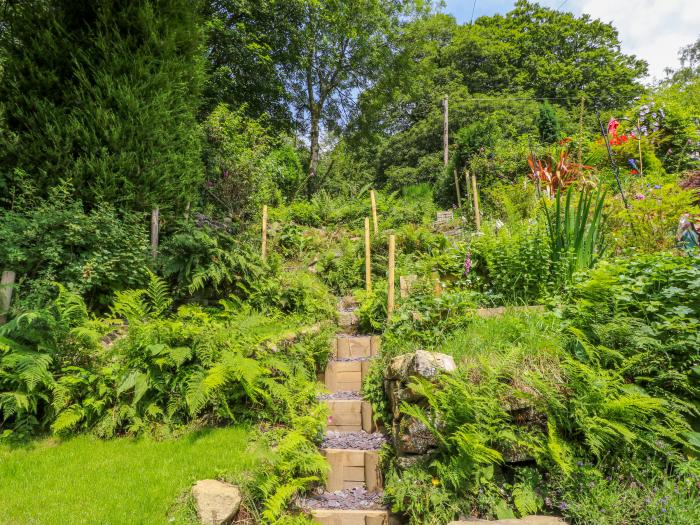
[309,104,321,180]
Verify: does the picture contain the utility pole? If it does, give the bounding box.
[443,95,449,167]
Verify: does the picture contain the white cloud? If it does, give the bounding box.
[571,0,700,81]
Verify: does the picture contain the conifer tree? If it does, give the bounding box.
[537,102,561,144]
[0,0,204,213]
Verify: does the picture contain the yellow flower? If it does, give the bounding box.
[432,478,440,486]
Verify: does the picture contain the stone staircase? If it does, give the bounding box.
[305,301,397,525]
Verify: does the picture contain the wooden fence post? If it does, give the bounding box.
[150,208,159,260]
[261,205,268,260]
[470,171,481,231]
[364,217,372,293]
[0,271,16,325]
[453,168,462,208]
[387,234,396,319]
[370,190,378,234]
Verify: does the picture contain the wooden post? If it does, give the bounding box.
[370,190,378,234]
[443,95,449,167]
[578,95,585,166]
[470,171,481,231]
[0,271,16,325]
[453,168,462,208]
[261,205,268,260]
[637,117,644,176]
[364,217,372,293]
[387,234,395,319]
[150,208,159,260]
[464,168,472,213]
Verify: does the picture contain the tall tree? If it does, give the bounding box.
[0,0,204,213]
[203,0,299,128]
[285,0,422,183]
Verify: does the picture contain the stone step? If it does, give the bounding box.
[311,509,398,525]
[322,359,372,392]
[333,335,381,360]
[311,508,398,525]
[338,310,359,332]
[323,448,382,492]
[325,399,375,433]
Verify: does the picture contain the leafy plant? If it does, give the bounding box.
[545,185,607,286]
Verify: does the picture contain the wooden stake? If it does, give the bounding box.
[387,234,396,319]
[637,117,644,176]
[470,171,481,231]
[261,205,268,260]
[464,169,472,212]
[150,208,159,260]
[370,190,378,234]
[443,95,449,167]
[453,168,462,208]
[0,271,16,325]
[364,217,372,293]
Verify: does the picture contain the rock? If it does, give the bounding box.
[396,450,438,470]
[192,479,242,525]
[396,416,437,454]
[449,517,566,525]
[387,350,456,381]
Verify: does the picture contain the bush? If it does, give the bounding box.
[0,183,149,311]
[0,274,332,440]
[561,253,700,410]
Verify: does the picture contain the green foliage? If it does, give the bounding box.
[244,419,329,524]
[470,220,551,304]
[537,102,561,144]
[203,104,303,219]
[548,462,700,525]
[545,186,607,286]
[0,0,204,211]
[561,253,700,410]
[607,177,700,253]
[382,312,694,523]
[384,465,460,525]
[1,272,333,440]
[0,182,149,311]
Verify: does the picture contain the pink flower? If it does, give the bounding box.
[464,251,472,275]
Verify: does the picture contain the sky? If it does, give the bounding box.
[442,0,700,81]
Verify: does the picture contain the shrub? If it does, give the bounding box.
[0,183,149,311]
[561,253,700,410]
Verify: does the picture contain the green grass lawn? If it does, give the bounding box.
[0,426,258,525]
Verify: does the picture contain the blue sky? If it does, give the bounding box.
[441,0,700,80]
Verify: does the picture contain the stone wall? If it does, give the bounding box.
[384,350,456,468]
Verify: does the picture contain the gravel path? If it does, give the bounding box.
[300,487,386,510]
[334,356,371,362]
[318,391,363,401]
[322,431,387,450]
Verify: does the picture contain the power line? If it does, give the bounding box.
[557,0,570,10]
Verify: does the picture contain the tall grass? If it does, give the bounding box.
[544,185,606,284]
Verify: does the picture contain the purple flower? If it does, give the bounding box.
[559,502,569,511]
[653,185,661,189]
[634,193,646,200]
[464,251,472,276]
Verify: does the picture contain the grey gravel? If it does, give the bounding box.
[318,391,363,401]
[322,431,387,450]
[300,487,385,510]
[334,356,371,362]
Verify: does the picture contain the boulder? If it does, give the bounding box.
[449,517,566,525]
[396,416,438,455]
[192,479,242,525]
[388,350,456,381]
